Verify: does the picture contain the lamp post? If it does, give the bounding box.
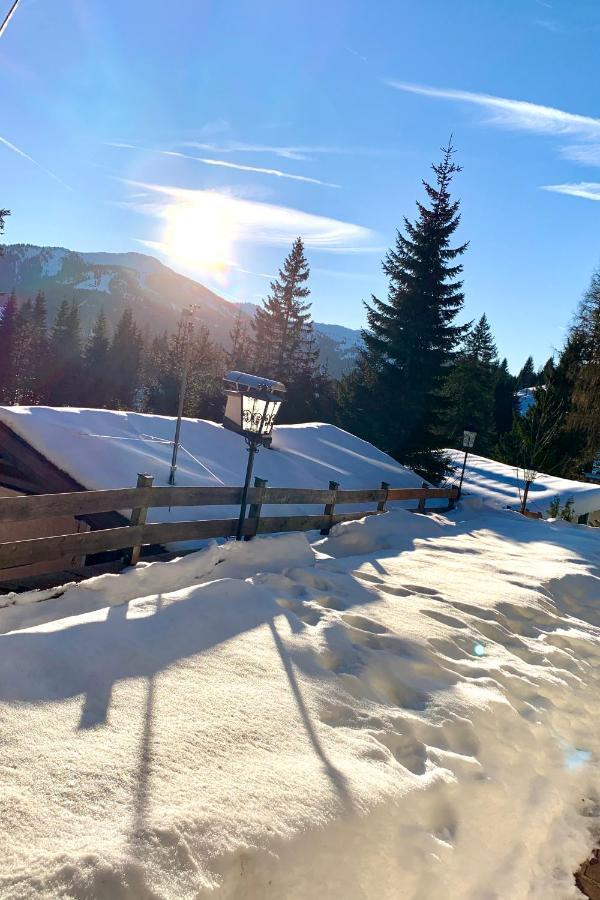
[458,428,477,499]
[222,371,286,540]
[168,305,200,486]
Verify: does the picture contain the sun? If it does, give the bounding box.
[161,191,235,279]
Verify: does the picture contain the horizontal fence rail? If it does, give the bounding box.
[0,478,458,579]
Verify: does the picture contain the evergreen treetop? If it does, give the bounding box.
[340,140,469,479]
[252,236,315,383]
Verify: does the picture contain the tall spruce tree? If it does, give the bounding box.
[82,309,111,407]
[516,356,536,390]
[12,297,34,402]
[252,237,316,383]
[106,308,143,409]
[493,357,517,440]
[46,299,83,405]
[339,142,468,480]
[29,291,49,403]
[441,314,498,453]
[0,290,17,402]
[251,237,325,423]
[227,309,252,372]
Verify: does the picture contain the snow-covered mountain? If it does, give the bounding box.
[0,244,362,375]
[0,243,239,344]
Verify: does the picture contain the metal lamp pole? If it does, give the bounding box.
[168,308,197,486]
[236,436,260,541]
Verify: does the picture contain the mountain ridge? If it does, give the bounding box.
[0,243,362,376]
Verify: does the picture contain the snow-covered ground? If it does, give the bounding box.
[0,407,425,524]
[1,502,599,899]
[446,449,600,519]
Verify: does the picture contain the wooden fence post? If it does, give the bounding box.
[377,481,390,513]
[245,477,267,541]
[320,480,339,535]
[447,483,457,511]
[417,482,429,513]
[125,473,154,566]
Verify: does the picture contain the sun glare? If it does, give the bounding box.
[162,192,235,279]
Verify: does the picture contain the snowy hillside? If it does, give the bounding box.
[0,245,360,375]
[0,406,425,522]
[0,244,246,345]
[446,448,600,519]
[1,503,599,898]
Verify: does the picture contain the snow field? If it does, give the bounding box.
[446,449,600,518]
[0,507,599,898]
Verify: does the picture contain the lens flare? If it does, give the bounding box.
[162,192,235,279]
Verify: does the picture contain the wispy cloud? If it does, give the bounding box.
[560,143,600,166]
[386,80,600,140]
[0,134,70,188]
[120,179,374,268]
[180,140,385,162]
[107,142,339,187]
[542,182,600,201]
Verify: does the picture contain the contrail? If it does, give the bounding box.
[0,0,22,39]
[0,135,71,188]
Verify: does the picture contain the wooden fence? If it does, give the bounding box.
[0,476,458,582]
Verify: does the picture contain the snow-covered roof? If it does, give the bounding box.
[446,448,600,517]
[0,407,425,523]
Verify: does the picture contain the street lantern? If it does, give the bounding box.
[223,371,286,540]
[458,428,477,498]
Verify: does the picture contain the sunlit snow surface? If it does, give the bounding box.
[446,448,600,518]
[0,406,426,525]
[1,504,599,899]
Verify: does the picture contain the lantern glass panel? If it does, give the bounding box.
[463,430,477,449]
[241,395,267,434]
[240,395,281,435]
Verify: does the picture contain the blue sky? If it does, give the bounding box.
[1,0,600,371]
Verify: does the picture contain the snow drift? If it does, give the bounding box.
[1,504,599,899]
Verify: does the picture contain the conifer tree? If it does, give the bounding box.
[441,314,498,453]
[0,290,17,402]
[252,237,316,383]
[82,309,111,407]
[339,141,468,479]
[493,357,517,439]
[29,291,49,403]
[12,297,34,402]
[106,308,143,408]
[46,299,83,406]
[566,268,600,465]
[516,356,536,391]
[227,309,252,371]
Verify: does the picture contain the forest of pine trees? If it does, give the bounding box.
[2,155,600,486]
